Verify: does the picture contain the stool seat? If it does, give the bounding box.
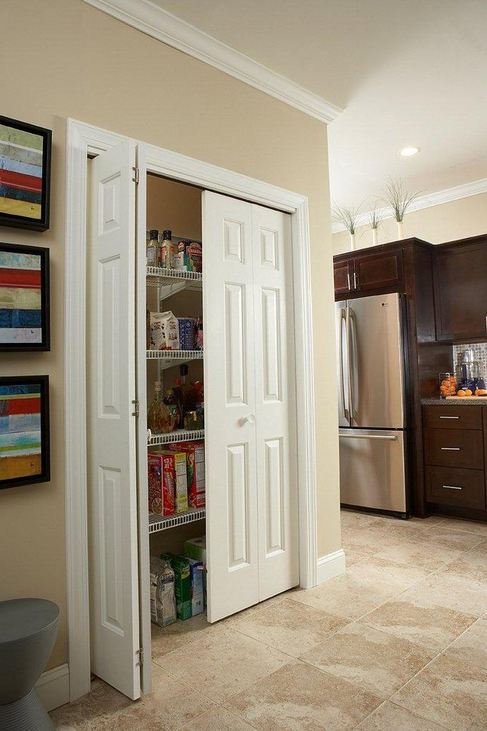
[0,598,59,731]
[0,598,58,645]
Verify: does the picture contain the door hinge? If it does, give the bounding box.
[131,399,140,417]
[136,648,144,666]
[132,166,140,184]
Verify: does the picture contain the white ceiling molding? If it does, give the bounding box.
[83,0,342,123]
[332,177,487,234]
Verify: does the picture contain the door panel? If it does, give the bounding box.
[203,192,259,622]
[334,259,352,295]
[348,293,405,429]
[354,250,403,292]
[251,203,299,601]
[88,142,140,699]
[339,429,406,512]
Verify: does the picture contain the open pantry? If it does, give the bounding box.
[86,139,310,701]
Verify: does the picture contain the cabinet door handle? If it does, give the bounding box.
[353,271,358,290]
[347,272,351,291]
[441,447,460,451]
[442,484,463,491]
[439,416,459,420]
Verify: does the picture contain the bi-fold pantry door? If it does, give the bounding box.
[87,144,299,700]
[203,191,299,622]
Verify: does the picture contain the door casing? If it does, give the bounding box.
[65,118,318,701]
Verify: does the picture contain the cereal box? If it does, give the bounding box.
[148,453,175,516]
[159,450,188,513]
[168,441,205,508]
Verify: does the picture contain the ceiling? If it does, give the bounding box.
[150,0,487,209]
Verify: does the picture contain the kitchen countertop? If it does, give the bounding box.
[421,397,487,406]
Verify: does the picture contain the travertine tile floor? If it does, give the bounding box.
[52,511,487,730]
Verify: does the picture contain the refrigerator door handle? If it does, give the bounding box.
[339,307,350,422]
[339,433,398,441]
[348,307,359,423]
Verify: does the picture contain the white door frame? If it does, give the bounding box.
[65,117,317,701]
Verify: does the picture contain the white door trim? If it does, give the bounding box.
[65,117,317,701]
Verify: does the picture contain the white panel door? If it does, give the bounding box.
[203,191,259,622]
[251,204,299,600]
[203,191,298,621]
[88,141,141,699]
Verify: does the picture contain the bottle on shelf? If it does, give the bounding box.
[148,381,176,434]
[160,229,176,269]
[147,229,159,267]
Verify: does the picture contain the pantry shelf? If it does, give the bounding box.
[146,349,203,369]
[146,266,202,298]
[147,429,204,447]
[148,507,206,534]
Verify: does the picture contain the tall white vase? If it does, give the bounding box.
[396,220,404,240]
[349,233,356,251]
[372,228,378,246]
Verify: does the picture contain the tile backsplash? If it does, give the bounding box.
[453,342,487,377]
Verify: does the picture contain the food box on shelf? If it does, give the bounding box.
[184,535,206,564]
[150,557,176,627]
[178,317,196,350]
[159,450,188,513]
[187,558,205,616]
[148,452,175,516]
[161,553,192,620]
[168,440,205,508]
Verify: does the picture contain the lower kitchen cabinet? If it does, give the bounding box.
[423,404,487,517]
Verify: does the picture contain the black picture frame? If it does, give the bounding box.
[0,115,51,231]
[0,242,50,351]
[0,375,50,490]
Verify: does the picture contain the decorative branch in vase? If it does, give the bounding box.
[368,205,383,246]
[333,204,361,251]
[384,179,421,240]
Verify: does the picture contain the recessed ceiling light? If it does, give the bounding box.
[400,146,420,157]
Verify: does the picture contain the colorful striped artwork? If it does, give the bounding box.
[0,250,42,344]
[0,384,42,481]
[0,123,43,220]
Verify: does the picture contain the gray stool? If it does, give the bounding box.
[0,598,59,731]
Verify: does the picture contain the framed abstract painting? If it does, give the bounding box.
[0,116,51,231]
[0,375,50,489]
[0,243,50,351]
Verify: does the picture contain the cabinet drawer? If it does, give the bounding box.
[424,428,484,469]
[423,405,482,430]
[426,466,486,510]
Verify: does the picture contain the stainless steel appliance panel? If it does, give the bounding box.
[348,293,405,429]
[335,300,351,428]
[339,428,406,512]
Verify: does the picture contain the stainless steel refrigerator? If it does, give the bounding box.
[336,292,407,514]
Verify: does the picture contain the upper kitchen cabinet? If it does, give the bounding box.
[333,259,353,295]
[434,236,487,342]
[353,249,403,293]
[333,243,407,299]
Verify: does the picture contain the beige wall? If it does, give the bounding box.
[333,192,487,254]
[0,0,340,668]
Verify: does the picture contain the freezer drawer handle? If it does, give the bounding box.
[339,433,397,441]
[439,416,459,420]
[442,484,463,491]
[440,447,461,451]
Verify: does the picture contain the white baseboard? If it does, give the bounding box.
[316,549,346,584]
[36,663,70,712]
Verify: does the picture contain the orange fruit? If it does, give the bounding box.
[465,389,473,396]
[457,390,466,397]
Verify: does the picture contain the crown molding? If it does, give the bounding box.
[82,0,342,123]
[332,177,487,233]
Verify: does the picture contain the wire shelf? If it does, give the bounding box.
[147,429,204,447]
[146,266,202,293]
[149,507,206,533]
[146,349,203,369]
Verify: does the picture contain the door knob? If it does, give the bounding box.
[239,414,255,426]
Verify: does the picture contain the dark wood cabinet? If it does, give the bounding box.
[434,236,487,342]
[423,404,487,517]
[333,260,353,296]
[354,250,403,292]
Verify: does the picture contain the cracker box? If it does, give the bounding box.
[148,452,174,516]
[169,441,205,508]
[184,535,206,564]
[160,450,188,513]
